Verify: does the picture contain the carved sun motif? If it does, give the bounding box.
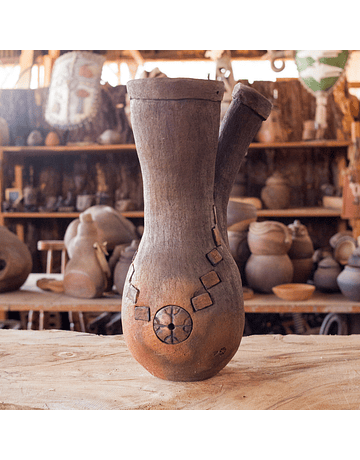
[153,305,193,344]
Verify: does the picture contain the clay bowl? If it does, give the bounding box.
[272,283,315,301]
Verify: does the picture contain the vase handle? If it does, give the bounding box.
[214,83,272,247]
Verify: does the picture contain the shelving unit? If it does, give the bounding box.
[0,143,141,242]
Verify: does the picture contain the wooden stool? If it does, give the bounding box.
[28,240,85,332]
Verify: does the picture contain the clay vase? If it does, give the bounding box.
[0,226,32,292]
[63,213,110,298]
[64,205,138,258]
[245,221,293,293]
[113,239,139,296]
[337,247,360,301]
[288,220,314,283]
[313,256,341,292]
[261,171,291,209]
[122,78,271,381]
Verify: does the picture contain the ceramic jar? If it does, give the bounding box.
[337,247,360,301]
[313,256,341,292]
[329,231,356,266]
[114,239,139,296]
[245,221,294,293]
[261,171,291,209]
[288,220,314,283]
[63,213,111,298]
[0,226,32,292]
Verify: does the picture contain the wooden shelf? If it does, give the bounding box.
[1,210,144,219]
[248,140,351,149]
[0,143,137,157]
[257,206,341,218]
[244,291,360,314]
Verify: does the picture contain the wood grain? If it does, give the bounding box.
[1,330,360,410]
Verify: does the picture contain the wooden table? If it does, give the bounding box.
[1,329,360,409]
[244,291,360,314]
[0,273,122,314]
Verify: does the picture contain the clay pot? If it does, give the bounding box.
[313,256,341,292]
[122,78,271,381]
[245,253,294,293]
[227,200,257,232]
[113,240,139,296]
[64,205,138,258]
[0,226,32,292]
[63,213,110,298]
[27,130,43,146]
[228,230,251,283]
[288,220,314,283]
[261,171,291,209]
[45,131,60,146]
[248,221,292,256]
[329,231,356,266]
[256,104,288,143]
[337,247,360,301]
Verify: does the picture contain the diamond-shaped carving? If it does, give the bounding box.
[200,270,221,289]
[191,292,213,311]
[206,248,223,266]
[212,226,222,247]
[134,306,150,321]
[126,283,139,304]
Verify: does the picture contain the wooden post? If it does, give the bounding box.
[43,50,60,87]
[15,50,35,89]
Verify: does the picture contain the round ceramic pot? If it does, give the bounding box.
[248,221,292,255]
[227,200,257,231]
[245,253,294,293]
[313,256,341,292]
[260,171,291,209]
[0,226,32,292]
[337,265,360,301]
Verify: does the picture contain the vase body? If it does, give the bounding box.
[122,78,271,381]
[0,227,32,292]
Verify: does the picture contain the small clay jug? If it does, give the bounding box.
[0,226,33,292]
[313,256,341,292]
[337,247,360,301]
[261,171,291,209]
[288,220,314,283]
[63,213,110,298]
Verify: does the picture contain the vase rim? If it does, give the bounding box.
[127,77,225,102]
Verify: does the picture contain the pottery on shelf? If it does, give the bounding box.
[247,221,292,255]
[121,77,271,382]
[261,171,291,209]
[228,229,251,283]
[329,231,356,266]
[288,220,314,283]
[245,220,293,293]
[272,283,315,301]
[0,226,32,292]
[64,205,138,258]
[27,130,43,146]
[63,213,111,298]
[45,131,60,146]
[227,200,257,232]
[313,256,341,292]
[337,247,360,301]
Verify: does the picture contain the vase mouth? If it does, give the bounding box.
[127,77,225,102]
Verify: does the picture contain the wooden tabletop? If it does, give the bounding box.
[0,273,122,312]
[0,329,360,410]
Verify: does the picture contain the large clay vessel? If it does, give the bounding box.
[63,213,110,298]
[0,226,32,292]
[122,78,271,381]
[245,221,293,293]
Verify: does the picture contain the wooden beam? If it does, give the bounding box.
[128,50,145,66]
[15,50,34,88]
[43,51,60,87]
